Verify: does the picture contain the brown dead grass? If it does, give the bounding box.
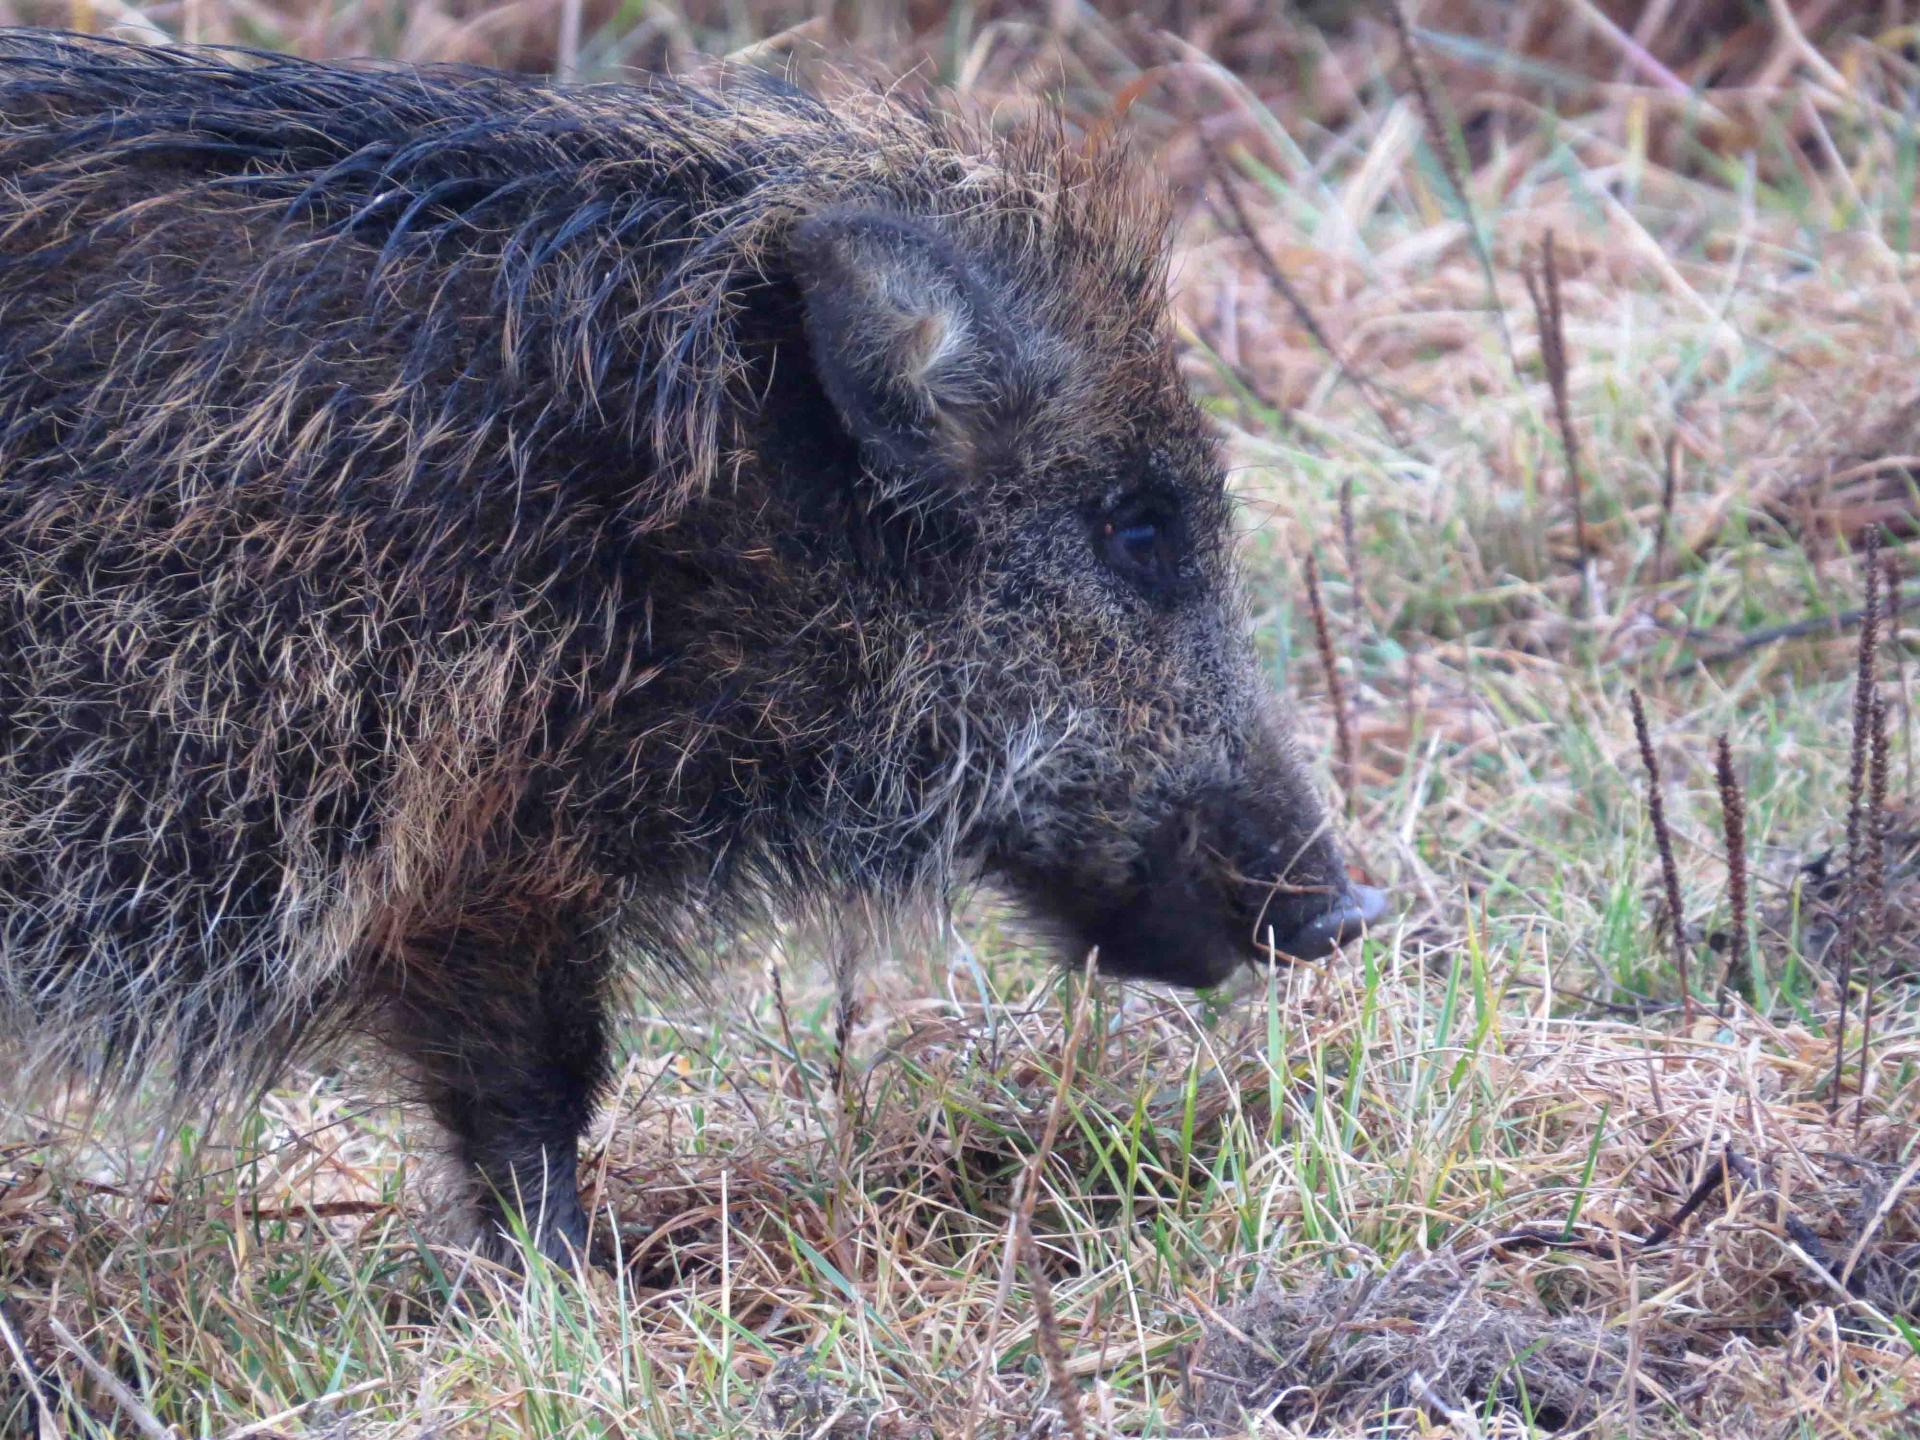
[1181,1250,1665,1435]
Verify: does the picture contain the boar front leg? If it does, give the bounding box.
[382,912,614,1270]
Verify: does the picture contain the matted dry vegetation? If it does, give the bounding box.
[2,1,1919,1436]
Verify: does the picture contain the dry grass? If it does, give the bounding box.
[4,1,1920,1436]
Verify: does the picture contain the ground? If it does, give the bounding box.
[1,2,1918,1437]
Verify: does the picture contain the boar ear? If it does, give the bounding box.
[790,209,1019,475]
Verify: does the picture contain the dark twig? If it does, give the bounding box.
[1784,1214,1843,1278]
[1832,527,1883,1115]
[1481,1148,1738,1260]
[767,955,819,1102]
[1667,585,1918,678]
[831,964,858,1120]
[1496,1141,1885,1311]
[1305,553,1355,813]
[1653,427,1680,579]
[1884,551,1912,793]
[1385,0,1516,373]
[1868,681,1891,940]
[1198,131,1411,448]
[1723,1147,1763,1194]
[1523,232,1590,561]
[1856,691,1890,1131]
[1504,976,1684,1017]
[241,1199,395,1222]
[1715,734,1751,1001]
[1337,477,1379,634]
[1631,689,1692,1026]
[1339,477,1361,599]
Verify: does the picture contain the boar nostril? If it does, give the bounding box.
[1262,883,1388,961]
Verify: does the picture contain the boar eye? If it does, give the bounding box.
[1095,496,1181,593]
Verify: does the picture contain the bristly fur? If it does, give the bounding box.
[0,36,1172,519]
[0,30,1355,1260]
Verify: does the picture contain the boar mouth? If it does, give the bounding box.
[995,808,1387,990]
[1249,879,1387,963]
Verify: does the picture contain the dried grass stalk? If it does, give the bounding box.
[1021,1213,1088,1440]
[960,960,1096,1440]
[1832,526,1883,1113]
[1524,231,1590,560]
[1654,428,1680,578]
[1385,0,1515,370]
[1305,552,1355,813]
[1340,476,1360,599]
[1855,690,1890,1122]
[1199,131,1409,448]
[1715,734,1750,1001]
[1631,688,1691,1025]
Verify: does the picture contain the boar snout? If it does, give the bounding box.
[1253,872,1387,961]
[1205,785,1383,968]
[1003,784,1383,989]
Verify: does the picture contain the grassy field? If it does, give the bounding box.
[3,2,1920,1436]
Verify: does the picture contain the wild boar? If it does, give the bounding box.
[0,30,1379,1262]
